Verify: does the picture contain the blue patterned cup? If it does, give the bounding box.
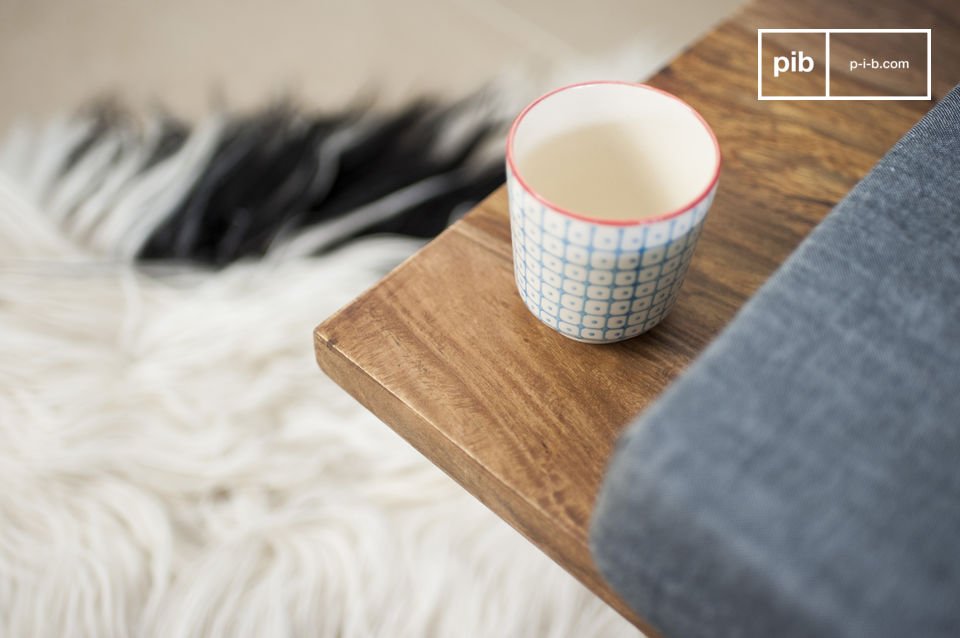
[506,81,721,343]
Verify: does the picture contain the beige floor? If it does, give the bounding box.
[0,0,741,132]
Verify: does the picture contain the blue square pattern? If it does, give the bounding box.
[507,171,716,343]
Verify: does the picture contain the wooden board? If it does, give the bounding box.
[315,0,959,633]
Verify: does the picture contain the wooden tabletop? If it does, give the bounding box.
[315,0,958,633]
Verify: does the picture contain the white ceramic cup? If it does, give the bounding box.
[506,81,721,343]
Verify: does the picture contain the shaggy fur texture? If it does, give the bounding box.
[0,100,640,637]
[0,98,506,266]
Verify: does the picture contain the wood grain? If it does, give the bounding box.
[316,0,960,634]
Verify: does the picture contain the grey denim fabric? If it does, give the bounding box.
[590,85,960,638]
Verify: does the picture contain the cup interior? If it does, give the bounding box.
[508,82,720,224]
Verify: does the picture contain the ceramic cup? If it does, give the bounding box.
[506,81,721,343]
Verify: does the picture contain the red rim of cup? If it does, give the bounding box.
[505,80,722,227]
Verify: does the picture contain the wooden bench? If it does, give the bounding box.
[315,0,955,632]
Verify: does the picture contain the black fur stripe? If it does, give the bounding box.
[120,98,506,265]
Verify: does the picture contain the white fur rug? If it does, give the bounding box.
[0,118,640,636]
